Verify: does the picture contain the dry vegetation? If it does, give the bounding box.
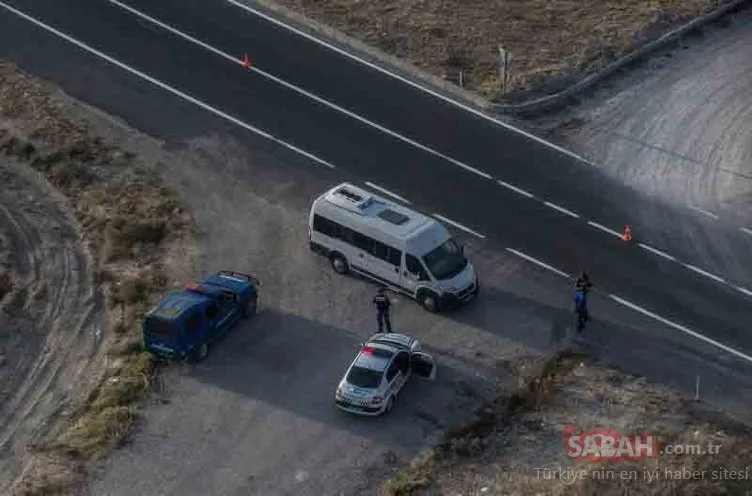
[270,0,727,101]
[0,61,193,495]
[381,351,752,495]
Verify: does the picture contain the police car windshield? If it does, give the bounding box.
[346,366,383,389]
[422,238,467,280]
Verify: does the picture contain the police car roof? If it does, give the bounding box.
[352,342,396,371]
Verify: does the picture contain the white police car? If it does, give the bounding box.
[335,332,436,416]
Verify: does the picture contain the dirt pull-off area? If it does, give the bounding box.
[265,0,727,102]
[0,61,194,495]
[383,352,752,495]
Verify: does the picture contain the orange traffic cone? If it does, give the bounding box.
[622,225,632,242]
[242,53,251,68]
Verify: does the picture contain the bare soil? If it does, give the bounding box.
[267,0,727,102]
[382,352,752,495]
[0,61,194,495]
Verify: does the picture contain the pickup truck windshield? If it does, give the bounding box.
[346,366,383,389]
[422,238,468,281]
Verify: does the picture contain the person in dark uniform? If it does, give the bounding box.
[373,287,392,333]
[573,271,593,330]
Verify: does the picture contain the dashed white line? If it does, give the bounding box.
[609,294,752,365]
[497,180,535,199]
[741,227,752,237]
[224,0,597,168]
[364,181,411,204]
[735,286,752,298]
[543,201,579,219]
[683,263,726,284]
[688,205,719,220]
[637,242,676,262]
[0,1,338,170]
[586,221,622,238]
[433,214,485,238]
[505,248,570,278]
[109,0,494,181]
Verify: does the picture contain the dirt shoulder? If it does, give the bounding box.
[382,351,752,495]
[0,61,194,495]
[260,0,729,103]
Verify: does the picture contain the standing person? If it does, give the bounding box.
[573,271,593,330]
[373,287,392,333]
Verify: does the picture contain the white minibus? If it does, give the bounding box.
[308,182,478,312]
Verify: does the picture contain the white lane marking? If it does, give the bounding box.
[689,205,719,220]
[0,1,337,170]
[609,294,752,365]
[505,248,570,278]
[741,227,752,237]
[433,214,485,239]
[637,242,676,262]
[543,201,579,219]
[109,0,494,181]
[497,180,535,199]
[587,221,622,238]
[224,0,596,167]
[683,263,726,284]
[736,285,752,298]
[364,181,411,204]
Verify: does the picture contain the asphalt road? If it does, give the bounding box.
[3,0,751,353]
[1,0,752,492]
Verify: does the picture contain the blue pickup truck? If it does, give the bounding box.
[142,270,259,361]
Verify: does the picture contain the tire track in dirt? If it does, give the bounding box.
[0,157,105,491]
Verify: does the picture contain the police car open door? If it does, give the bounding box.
[410,352,436,380]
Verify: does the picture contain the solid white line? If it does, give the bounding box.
[587,221,622,238]
[609,294,752,364]
[497,180,535,199]
[224,0,596,167]
[735,286,752,298]
[689,205,719,220]
[637,242,676,262]
[364,181,411,204]
[543,201,579,218]
[0,1,337,170]
[109,0,494,181]
[683,263,726,284]
[741,227,752,237]
[433,214,485,238]
[505,248,570,278]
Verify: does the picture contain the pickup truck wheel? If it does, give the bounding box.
[330,254,349,275]
[194,342,209,362]
[244,295,258,318]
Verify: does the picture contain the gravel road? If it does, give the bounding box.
[548,8,752,225]
[0,157,105,492]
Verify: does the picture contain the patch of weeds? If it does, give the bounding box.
[0,270,12,300]
[381,350,585,495]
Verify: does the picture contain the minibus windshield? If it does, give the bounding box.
[422,238,468,281]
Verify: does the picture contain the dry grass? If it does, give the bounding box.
[383,351,752,495]
[0,270,12,300]
[0,61,194,494]
[273,0,727,101]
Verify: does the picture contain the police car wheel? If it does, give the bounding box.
[330,254,349,274]
[384,396,395,414]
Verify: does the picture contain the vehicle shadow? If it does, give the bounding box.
[186,308,485,454]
